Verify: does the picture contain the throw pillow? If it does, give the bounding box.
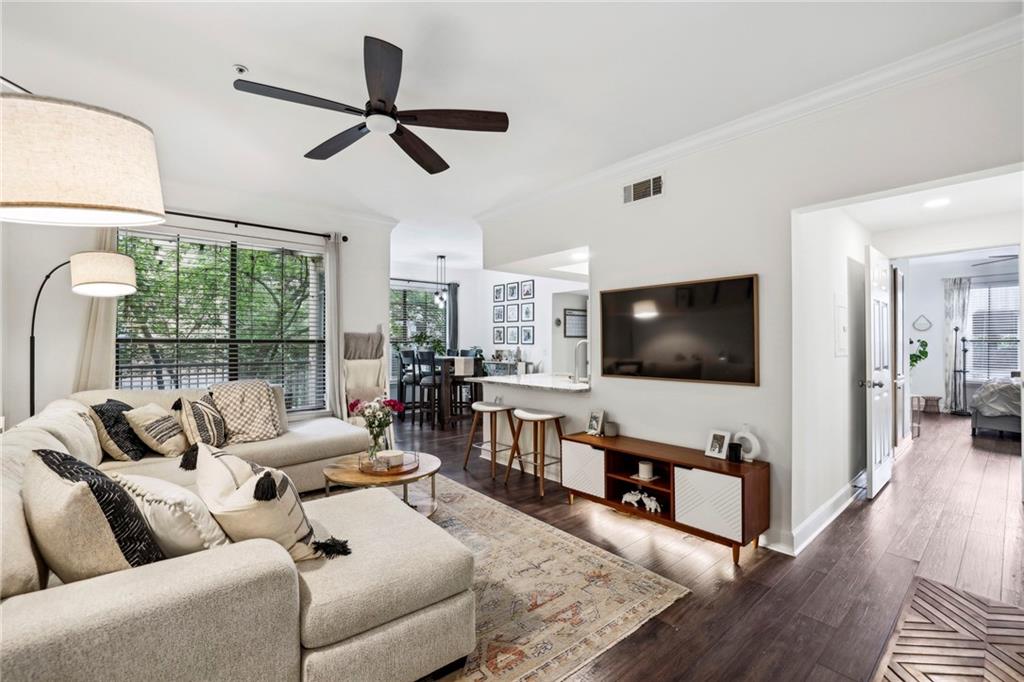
[21,449,164,583]
[210,380,283,444]
[88,399,150,461]
[193,444,348,561]
[124,403,189,458]
[178,393,227,448]
[112,473,229,557]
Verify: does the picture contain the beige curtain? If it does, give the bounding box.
[73,228,118,391]
[326,235,348,418]
[943,277,971,412]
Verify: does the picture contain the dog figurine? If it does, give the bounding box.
[621,490,643,507]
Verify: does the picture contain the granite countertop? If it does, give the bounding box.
[466,373,591,393]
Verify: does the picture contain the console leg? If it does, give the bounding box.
[732,544,740,565]
[753,536,759,550]
[568,492,574,505]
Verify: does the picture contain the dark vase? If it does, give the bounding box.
[727,442,743,463]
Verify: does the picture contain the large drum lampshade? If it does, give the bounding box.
[0,93,166,227]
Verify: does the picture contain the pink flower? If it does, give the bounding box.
[348,399,362,414]
[382,399,405,414]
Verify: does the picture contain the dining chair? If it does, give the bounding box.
[416,350,439,428]
[398,350,418,422]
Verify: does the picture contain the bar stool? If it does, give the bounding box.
[504,408,565,496]
[462,402,518,479]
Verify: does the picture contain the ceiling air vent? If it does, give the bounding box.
[623,175,663,204]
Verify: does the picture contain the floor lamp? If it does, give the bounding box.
[30,251,137,415]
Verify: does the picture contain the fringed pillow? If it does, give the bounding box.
[210,380,283,444]
[188,444,349,561]
[124,403,189,458]
[88,399,150,461]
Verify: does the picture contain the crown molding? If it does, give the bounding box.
[477,16,1023,223]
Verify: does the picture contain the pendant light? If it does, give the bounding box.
[433,255,448,308]
[0,93,166,227]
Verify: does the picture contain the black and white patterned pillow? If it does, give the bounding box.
[88,399,150,461]
[180,393,227,447]
[124,403,189,457]
[22,449,164,583]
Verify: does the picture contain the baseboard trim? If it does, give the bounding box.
[791,473,864,555]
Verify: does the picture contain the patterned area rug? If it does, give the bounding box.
[874,577,1024,680]
[403,475,689,681]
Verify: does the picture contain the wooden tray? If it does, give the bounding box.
[358,452,420,476]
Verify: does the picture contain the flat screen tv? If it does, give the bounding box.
[601,274,759,385]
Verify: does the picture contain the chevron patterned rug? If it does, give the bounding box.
[874,577,1024,680]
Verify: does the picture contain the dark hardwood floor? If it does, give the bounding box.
[392,412,1022,681]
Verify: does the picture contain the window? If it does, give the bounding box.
[966,280,1019,382]
[116,230,327,412]
[388,280,448,379]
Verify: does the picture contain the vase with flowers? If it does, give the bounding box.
[348,397,405,464]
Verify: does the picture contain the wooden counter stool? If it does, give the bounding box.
[462,402,517,479]
[504,408,565,497]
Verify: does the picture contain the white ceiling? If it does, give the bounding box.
[3,2,1020,239]
[908,244,1018,265]
[845,171,1024,232]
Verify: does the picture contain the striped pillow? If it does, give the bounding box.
[180,394,226,448]
[125,403,189,458]
[88,399,149,461]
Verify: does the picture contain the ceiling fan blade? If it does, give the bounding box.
[364,36,402,112]
[304,123,370,160]
[234,79,364,117]
[390,124,449,174]
[397,109,509,132]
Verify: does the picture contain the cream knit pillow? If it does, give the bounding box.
[124,403,189,458]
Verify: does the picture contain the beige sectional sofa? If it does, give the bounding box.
[0,390,476,681]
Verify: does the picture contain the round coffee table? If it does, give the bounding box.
[323,452,442,517]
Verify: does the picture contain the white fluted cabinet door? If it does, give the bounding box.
[562,441,604,498]
[673,467,742,542]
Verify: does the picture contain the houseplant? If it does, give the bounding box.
[909,338,929,369]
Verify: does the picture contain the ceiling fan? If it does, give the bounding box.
[233,36,509,174]
[971,254,1019,267]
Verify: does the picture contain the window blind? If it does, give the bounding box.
[388,280,449,379]
[966,280,1019,382]
[116,230,327,412]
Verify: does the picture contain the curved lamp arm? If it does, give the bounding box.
[29,260,71,416]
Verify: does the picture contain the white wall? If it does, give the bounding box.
[1,187,394,427]
[551,292,590,374]
[479,47,1023,553]
[792,209,869,549]
[897,255,1018,399]
[390,259,582,371]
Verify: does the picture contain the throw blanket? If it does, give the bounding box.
[211,380,283,444]
[344,332,384,360]
[972,378,1022,417]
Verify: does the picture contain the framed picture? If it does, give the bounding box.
[493,305,505,323]
[521,280,535,299]
[493,326,505,344]
[521,302,535,322]
[521,325,534,344]
[493,284,505,303]
[705,430,731,459]
[506,326,520,344]
[506,303,519,323]
[564,308,588,338]
[506,281,520,301]
[586,409,605,436]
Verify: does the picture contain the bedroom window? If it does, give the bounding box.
[966,280,1020,382]
[115,230,327,412]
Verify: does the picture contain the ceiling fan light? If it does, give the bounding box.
[0,94,165,227]
[365,114,397,135]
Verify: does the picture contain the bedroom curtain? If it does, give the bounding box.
[326,234,348,418]
[73,228,118,391]
[943,277,971,413]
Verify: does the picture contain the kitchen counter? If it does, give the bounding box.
[466,373,591,393]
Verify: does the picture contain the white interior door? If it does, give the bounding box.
[865,245,894,498]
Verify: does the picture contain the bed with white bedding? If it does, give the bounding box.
[971,377,1022,437]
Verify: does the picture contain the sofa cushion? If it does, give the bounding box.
[297,488,474,648]
[88,399,150,461]
[99,454,198,489]
[22,450,164,583]
[0,428,62,598]
[21,400,103,466]
[224,417,369,469]
[112,473,229,557]
[125,403,190,457]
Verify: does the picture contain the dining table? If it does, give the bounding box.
[430,356,483,429]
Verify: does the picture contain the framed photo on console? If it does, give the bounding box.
[705,430,731,459]
[506,281,520,301]
[521,326,534,344]
[521,302,535,322]
[506,303,519,322]
[506,326,520,344]
[493,305,505,323]
[493,327,505,344]
[521,279,535,299]
[493,284,505,303]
